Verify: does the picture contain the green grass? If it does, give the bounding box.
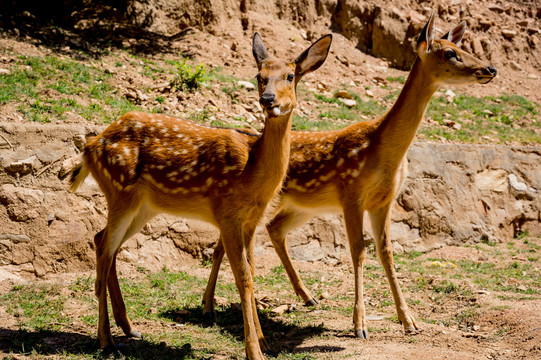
[421,93,540,144]
[0,55,144,123]
[292,115,343,131]
[0,283,69,332]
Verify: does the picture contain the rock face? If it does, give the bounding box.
[0,122,540,278]
[119,0,540,72]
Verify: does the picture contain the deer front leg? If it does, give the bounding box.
[266,211,317,306]
[221,227,266,360]
[343,204,368,339]
[202,237,225,321]
[369,203,418,334]
[243,225,272,354]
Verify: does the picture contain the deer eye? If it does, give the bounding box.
[255,74,261,82]
[444,49,457,60]
[287,73,294,82]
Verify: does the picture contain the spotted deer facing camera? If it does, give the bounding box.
[204,15,497,339]
[69,32,332,359]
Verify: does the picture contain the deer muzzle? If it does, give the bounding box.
[475,66,497,84]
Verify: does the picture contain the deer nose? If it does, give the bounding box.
[260,93,275,108]
[487,66,497,77]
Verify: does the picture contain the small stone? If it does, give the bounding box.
[271,304,289,315]
[472,38,484,56]
[246,112,257,123]
[509,61,521,71]
[365,89,374,97]
[214,296,228,307]
[334,90,353,99]
[6,155,38,175]
[251,100,262,113]
[319,292,330,300]
[479,20,493,30]
[339,98,357,107]
[201,247,213,260]
[517,20,530,27]
[208,98,219,107]
[59,155,82,178]
[444,89,456,99]
[473,325,480,331]
[501,29,517,39]
[336,54,350,67]
[73,134,86,151]
[508,174,528,192]
[477,290,490,295]
[487,4,506,13]
[170,221,189,233]
[237,80,255,90]
[0,68,11,75]
[482,109,494,116]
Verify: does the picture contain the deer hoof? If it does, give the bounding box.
[263,349,277,357]
[355,329,368,339]
[405,327,420,335]
[101,345,125,359]
[304,298,318,306]
[128,330,142,339]
[203,311,217,324]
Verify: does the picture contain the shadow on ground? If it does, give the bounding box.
[0,304,342,359]
[0,328,195,359]
[162,305,345,356]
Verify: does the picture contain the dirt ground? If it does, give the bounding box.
[0,237,540,359]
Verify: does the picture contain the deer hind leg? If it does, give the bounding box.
[202,237,225,321]
[266,210,317,305]
[369,203,418,334]
[94,204,138,350]
[107,202,156,339]
[342,203,368,339]
[220,223,266,360]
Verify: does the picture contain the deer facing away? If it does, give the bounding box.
[203,15,497,339]
[69,33,332,359]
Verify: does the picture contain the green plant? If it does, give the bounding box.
[170,59,208,91]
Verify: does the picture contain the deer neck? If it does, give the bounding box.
[375,58,439,166]
[246,113,292,198]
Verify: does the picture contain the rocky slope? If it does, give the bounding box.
[0,123,539,279]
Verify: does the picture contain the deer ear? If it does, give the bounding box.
[252,32,270,70]
[417,13,436,56]
[441,21,467,46]
[294,34,332,79]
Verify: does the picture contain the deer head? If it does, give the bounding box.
[252,32,332,119]
[417,14,497,85]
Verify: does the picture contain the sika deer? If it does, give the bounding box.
[203,15,497,339]
[69,32,332,359]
